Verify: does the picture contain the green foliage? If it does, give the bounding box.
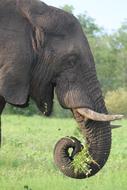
[77,12,102,37]
[72,145,95,176]
[60,5,74,14]
[92,34,123,93]
[110,21,127,89]
[105,88,127,115]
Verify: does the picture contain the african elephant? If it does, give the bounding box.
[0,0,123,179]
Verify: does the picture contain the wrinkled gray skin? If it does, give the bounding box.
[0,0,111,179]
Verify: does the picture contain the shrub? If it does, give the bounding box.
[4,100,39,116]
[105,88,127,115]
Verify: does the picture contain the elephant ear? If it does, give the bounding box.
[0,1,34,105]
[0,33,31,105]
[0,0,47,106]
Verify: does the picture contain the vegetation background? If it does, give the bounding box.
[1,5,127,190]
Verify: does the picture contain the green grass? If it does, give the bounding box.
[0,115,127,190]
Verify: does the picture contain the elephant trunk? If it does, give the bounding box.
[54,72,121,179]
[54,82,112,178]
[54,113,111,179]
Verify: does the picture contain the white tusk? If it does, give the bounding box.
[77,108,124,122]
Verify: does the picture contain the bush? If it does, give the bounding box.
[105,88,127,115]
[4,100,39,116]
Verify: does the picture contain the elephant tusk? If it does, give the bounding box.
[76,108,124,122]
[110,125,122,129]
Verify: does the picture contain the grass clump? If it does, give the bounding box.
[72,145,99,176]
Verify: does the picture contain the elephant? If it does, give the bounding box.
[0,0,123,179]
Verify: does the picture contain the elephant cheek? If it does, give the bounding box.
[55,86,92,109]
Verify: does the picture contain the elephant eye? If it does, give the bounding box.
[68,56,77,67]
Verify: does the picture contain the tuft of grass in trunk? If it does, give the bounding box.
[72,145,99,176]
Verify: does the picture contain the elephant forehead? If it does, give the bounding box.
[50,35,81,55]
[57,43,77,54]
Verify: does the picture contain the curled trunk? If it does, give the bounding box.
[54,117,111,179]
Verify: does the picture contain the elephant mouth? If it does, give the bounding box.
[74,108,123,122]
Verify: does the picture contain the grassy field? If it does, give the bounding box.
[0,115,127,190]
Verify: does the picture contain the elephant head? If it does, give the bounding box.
[0,0,123,178]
